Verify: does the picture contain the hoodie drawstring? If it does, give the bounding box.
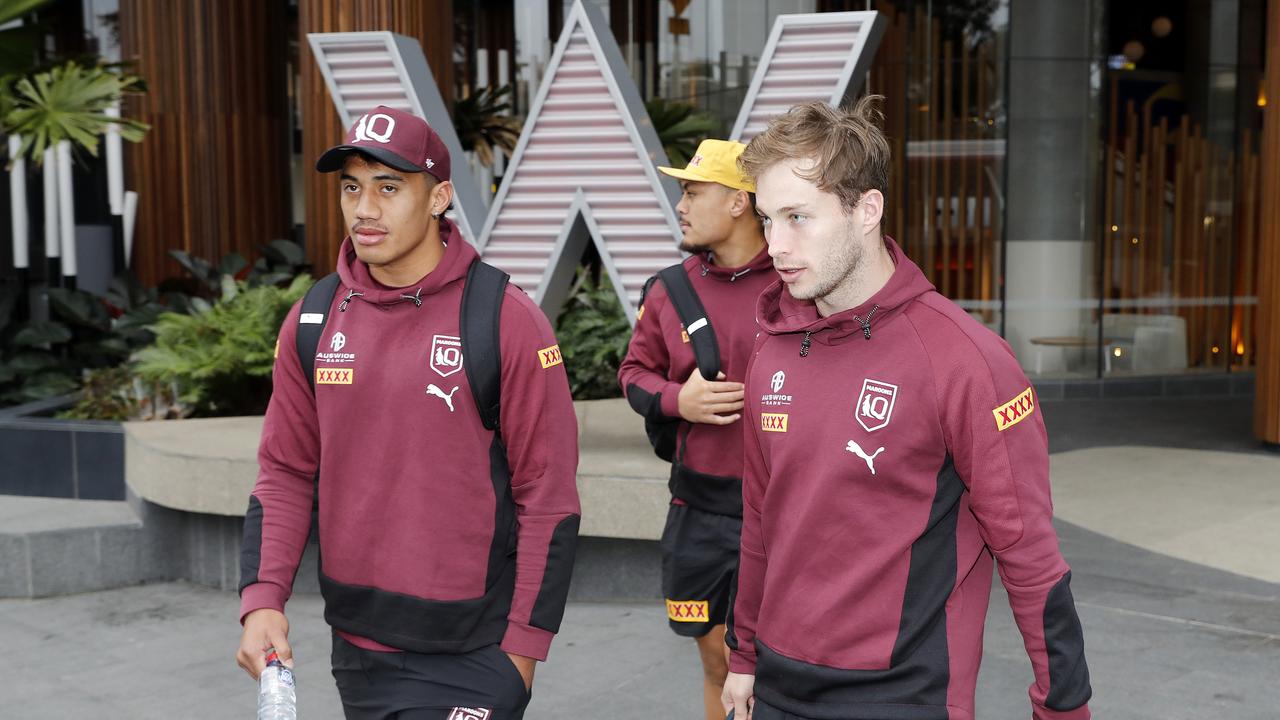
[798,304,878,354]
[700,262,754,283]
[399,288,423,307]
[338,289,363,312]
[853,305,880,340]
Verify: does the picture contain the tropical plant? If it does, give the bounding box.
[3,60,149,164]
[0,0,52,82]
[0,238,310,412]
[132,275,313,417]
[0,274,165,405]
[554,267,631,400]
[166,238,310,308]
[453,84,522,166]
[645,97,719,166]
[58,365,137,421]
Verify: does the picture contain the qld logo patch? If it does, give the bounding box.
[761,413,788,432]
[430,335,464,378]
[993,387,1035,431]
[447,709,491,720]
[315,368,353,385]
[666,599,709,622]
[855,379,898,432]
[538,344,563,369]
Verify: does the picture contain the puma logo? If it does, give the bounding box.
[426,384,460,412]
[845,440,885,475]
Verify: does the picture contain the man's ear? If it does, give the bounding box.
[728,188,751,219]
[430,179,454,217]
[858,189,885,233]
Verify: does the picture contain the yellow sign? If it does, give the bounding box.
[538,344,563,369]
[315,368,353,385]
[993,387,1035,431]
[666,599,709,622]
[761,413,789,433]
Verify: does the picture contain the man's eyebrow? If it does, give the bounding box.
[340,174,357,182]
[759,203,809,215]
[373,174,405,182]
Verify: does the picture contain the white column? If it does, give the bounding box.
[56,140,76,277]
[123,190,138,268]
[105,103,124,216]
[1003,0,1103,373]
[8,135,29,269]
[42,146,59,259]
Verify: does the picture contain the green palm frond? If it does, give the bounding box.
[4,61,150,165]
[645,97,718,166]
[453,84,522,166]
[0,0,51,25]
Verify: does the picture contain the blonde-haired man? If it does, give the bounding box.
[722,98,1092,720]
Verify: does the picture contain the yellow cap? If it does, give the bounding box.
[657,139,755,193]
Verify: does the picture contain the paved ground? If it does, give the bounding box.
[1,396,1277,719]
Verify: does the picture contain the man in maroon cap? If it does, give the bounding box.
[235,105,582,720]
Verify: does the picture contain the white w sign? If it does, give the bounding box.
[309,2,885,324]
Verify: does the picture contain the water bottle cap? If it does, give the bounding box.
[264,650,280,665]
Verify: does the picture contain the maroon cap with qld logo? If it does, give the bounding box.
[315,105,451,182]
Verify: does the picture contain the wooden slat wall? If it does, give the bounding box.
[1255,0,1280,445]
[299,0,454,275]
[119,0,291,287]
[1103,93,1262,371]
[865,2,1003,318]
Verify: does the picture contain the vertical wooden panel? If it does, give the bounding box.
[120,0,291,287]
[299,0,454,276]
[1254,0,1280,444]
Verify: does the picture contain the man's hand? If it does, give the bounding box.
[677,370,745,425]
[722,671,755,719]
[237,608,291,681]
[505,652,537,691]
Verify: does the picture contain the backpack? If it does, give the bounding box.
[641,264,720,462]
[295,260,510,431]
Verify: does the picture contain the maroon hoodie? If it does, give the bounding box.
[727,238,1091,719]
[239,221,581,661]
[617,249,776,516]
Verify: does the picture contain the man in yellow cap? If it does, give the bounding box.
[618,139,772,720]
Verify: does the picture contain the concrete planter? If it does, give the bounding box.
[122,398,672,534]
[0,396,125,500]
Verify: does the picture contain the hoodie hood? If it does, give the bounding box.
[335,217,478,310]
[756,236,935,346]
[697,246,774,283]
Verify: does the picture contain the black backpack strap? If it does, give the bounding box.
[296,272,342,391]
[658,264,720,380]
[639,273,660,308]
[461,260,510,432]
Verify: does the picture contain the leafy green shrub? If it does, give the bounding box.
[0,275,166,405]
[554,268,630,400]
[131,275,312,417]
[57,365,137,421]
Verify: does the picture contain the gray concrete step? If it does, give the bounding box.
[0,496,176,598]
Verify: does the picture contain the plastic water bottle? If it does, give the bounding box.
[258,649,296,720]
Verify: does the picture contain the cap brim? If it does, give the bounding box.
[316,145,424,173]
[657,165,715,183]
[658,165,755,192]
